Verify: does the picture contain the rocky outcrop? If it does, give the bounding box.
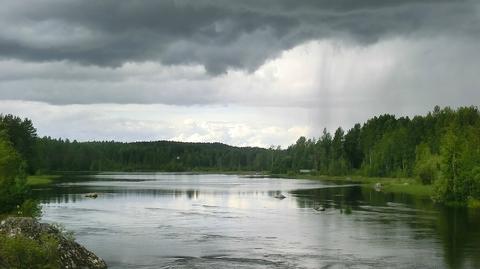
[0,217,107,269]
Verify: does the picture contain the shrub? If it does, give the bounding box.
[468,166,480,199]
[416,160,438,185]
[414,143,440,185]
[0,233,60,269]
[432,176,449,202]
[0,135,28,214]
[17,199,42,219]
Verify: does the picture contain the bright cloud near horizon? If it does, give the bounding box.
[1,0,479,147]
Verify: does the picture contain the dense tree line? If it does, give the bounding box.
[2,106,480,205]
[34,139,273,172]
[279,106,480,204]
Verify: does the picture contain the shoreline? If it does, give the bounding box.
[28,172,479,208]
[26,175,63,186]
[272,174,433,197]
[27,172,433,196]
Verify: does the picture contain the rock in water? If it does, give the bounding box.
[85,193,98,198]
[274,193,286,199]
[0,217,107,269]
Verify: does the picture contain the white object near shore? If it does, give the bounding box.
[85,193,98,198]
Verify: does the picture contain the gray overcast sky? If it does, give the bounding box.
[1,0,479,147]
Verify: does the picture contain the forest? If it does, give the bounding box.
[1,105,480,206]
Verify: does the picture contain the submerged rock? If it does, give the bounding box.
[274,194,286,199]
[0,217,107,269]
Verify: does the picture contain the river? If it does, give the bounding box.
[33,173,480,268]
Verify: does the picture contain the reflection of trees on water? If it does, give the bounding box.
[33,181,480,268]
[436,207,480,269]
[292,185,480,269]
[33,187,208,203]
[291,185,363,211]
[33,186,281,204]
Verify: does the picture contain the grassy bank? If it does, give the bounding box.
[273,174,434,197]
[468,198,480,208]
[26,175,62,186]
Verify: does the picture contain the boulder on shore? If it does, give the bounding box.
[0,217,107,269]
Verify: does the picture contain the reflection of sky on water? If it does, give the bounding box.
[34,173,480,269]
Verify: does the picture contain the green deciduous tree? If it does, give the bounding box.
[414,143,440,185]
[0,133,28,213]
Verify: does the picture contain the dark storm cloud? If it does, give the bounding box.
[0,0,476,74]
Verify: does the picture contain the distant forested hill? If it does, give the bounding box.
[34,139,272,172]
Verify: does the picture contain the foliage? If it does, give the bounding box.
[34,138,274,172]
[0,115,37,173]
[0,134,28,214]
[16,199,42,219]
[414,143,440,185]
[278,106,480,204]
[0,115,42,216]
[434,116,480,203]
[0,233,60,269]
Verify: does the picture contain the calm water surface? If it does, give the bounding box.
[33,173,480,268]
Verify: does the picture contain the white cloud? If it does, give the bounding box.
[0,101,311,147]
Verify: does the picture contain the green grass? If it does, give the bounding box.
[0,232,61,269]
[380,180,433,197]
[467,198,480,209]
[26,175,61,186]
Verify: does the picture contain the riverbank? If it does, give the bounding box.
[0,217,107,269]
[28,172,433,197]
[29,172,480,207]
[26,175,62,186]
[273,174,434,197]
[26,171,269,186]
